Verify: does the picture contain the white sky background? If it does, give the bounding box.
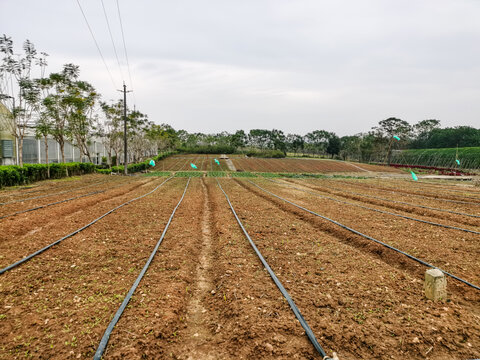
[1,0,479,136]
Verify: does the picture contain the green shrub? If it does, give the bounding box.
[245,149,285,158]
[142,171,172,177]
[96,151,175,174]
[0,162,96,188]
[230,172,257,178]
[174,171,204,177]
[207,171,227,177]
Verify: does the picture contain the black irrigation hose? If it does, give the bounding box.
[217,179,334,360]
[0,180,109,206]
[94,178,191,360]
[0,177,174,275]
[245,180,480,292]
[338,180,480,207]
[0,190,105,220]
[265,179,480,235]
[304,180,480,219]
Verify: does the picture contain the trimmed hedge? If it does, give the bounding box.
[0,162,96,188]
[96,152,175,175]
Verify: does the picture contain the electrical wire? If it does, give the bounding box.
[75,0,118,90]
[115,0,136,105]
[101,0,124,82]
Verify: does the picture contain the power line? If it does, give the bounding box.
[75,0,118,90]
[100,0,124,82]
[115,0,136,105]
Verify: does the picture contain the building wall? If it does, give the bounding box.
[0,102,16,165]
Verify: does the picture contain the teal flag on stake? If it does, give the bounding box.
[393,136,401,141]
[455,159,460,165]
[410,171,418,181]
[149,160,155,167]
[190,163,197,169]
[214,159,220,165]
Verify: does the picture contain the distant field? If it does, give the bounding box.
[392,147,480,169]
[153,154,401,174]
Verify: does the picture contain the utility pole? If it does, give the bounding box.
[118,83,132,175]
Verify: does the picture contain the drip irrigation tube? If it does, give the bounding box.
[94,178,191,360]
[0,180,108,206]
[245,180,480,291]
[0,177,173,275]
[301,180,480,219]
[0,190,105,220]
[337,180,480,207]
[265,179,480,235]
[216,179,334,359]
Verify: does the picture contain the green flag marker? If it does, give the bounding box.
[190,163,197,169]
[214,159,220,165]
[410,171,418,181]
[393,136,401,141]
[455,159,460,165]
[149,160,155,167]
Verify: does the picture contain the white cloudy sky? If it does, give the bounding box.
[1,0,479,136]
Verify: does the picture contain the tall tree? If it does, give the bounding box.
[304,130,331,155]
[286,133,304,155]
[326,134,341,157]
[99,100,124,167]
[0,35,48,166]
[40,64,81,167]
[35,115,53,177]
[68,80,99,163]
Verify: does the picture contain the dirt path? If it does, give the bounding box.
[179,178,217,359]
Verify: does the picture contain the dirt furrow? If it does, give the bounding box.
[0,178,187,359]
[222,179,480,359]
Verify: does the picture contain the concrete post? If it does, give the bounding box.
[424,269,447,301]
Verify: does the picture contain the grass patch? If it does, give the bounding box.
[230,172,257,178]
[142,171,172,177]
[256,172,282,178]
[174,171,204,177]
[207,171,227,177]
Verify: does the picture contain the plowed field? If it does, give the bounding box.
[1,169,479,359]
[153,154,401,174]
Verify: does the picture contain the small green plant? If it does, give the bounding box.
[142,171,172,177]
[207,171,227,177]
[174,171,203,177]
[231,172,257,178]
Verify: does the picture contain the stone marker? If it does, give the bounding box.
[424,269,447,301]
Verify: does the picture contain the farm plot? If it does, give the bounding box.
[230,157,402,173]
[326,178,480,214]
[0,174,479,359]
[153,155,226,172]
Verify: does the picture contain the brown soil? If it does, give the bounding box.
[1,174,479,359]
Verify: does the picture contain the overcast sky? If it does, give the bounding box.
[1,0,479,136]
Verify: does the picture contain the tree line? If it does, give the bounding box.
[2,36,479,168]
[0,35,157,169]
